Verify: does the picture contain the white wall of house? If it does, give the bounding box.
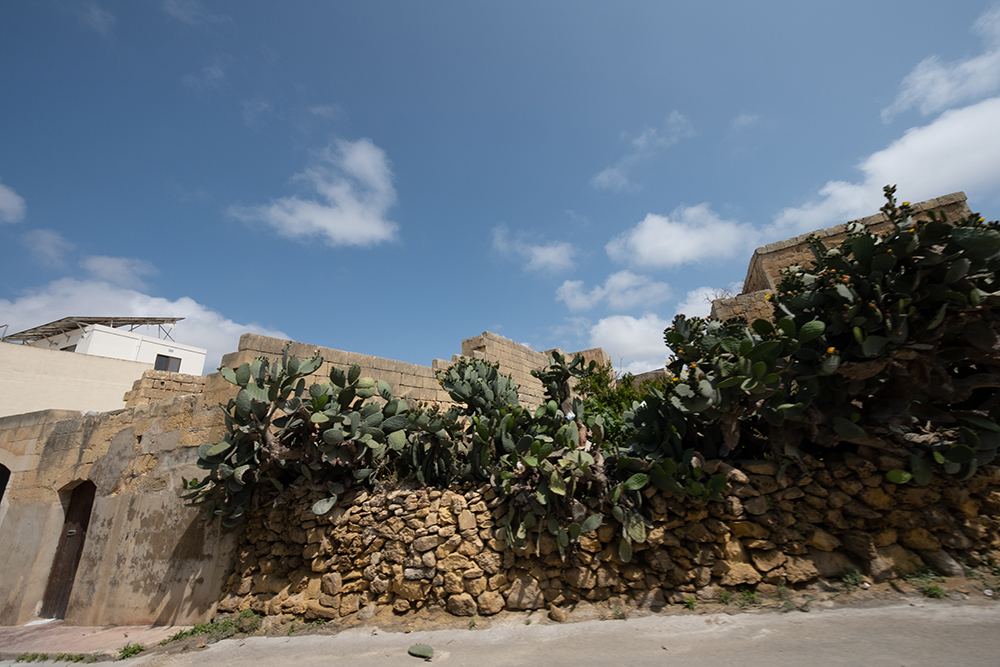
[27,324,206,375]
[0,343,153,418]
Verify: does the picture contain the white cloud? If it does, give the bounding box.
[588,313,671,375]
[491,224,577,273]
[22,230,74,268]
[591,112,695,192]
[590,165,633,192]
[0,278,287,374]
[606,203,759,269]
[162,0,230,25]
[308,105,343,119]
[883,7,1000,120]
[0,179,26,223]
[549,316,591,344]
[81,256,158,289]
[730,113,760,131]
[556,271,671,312]
[242,97,273,126]
[182,62,227,91]
[73,3,115,37]
[772,96,1000,236]
[228,138,399,247]
[673,282,743,319]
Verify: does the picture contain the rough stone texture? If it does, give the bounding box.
[711,192,970,322]
[219,453,1000,623]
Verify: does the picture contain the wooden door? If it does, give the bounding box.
[39,481,96,619]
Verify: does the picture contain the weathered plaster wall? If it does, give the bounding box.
[0,343,152,418]
[0,396,237,626]
[217,453,1000,621]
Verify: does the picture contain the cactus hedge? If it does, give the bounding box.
[185,186,1000,562]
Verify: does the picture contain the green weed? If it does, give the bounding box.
[839,568,865,591]
[117,643,145,660]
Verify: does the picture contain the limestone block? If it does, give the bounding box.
[900,527,942,551]
[505,572,545,610]
[447,593,477,616]
[781,556,820,584]
[477,591,504,615]
[716,562,762,586]
[805,528,841,552]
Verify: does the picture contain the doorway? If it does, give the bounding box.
[39,480,96,619]
[0,463,9,505]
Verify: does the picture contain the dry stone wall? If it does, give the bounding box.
[123,370,207,408]
[222,332,610,412]
[710,192,971,324]
[217,451,1000,621]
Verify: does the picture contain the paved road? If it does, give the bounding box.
[2,602,998,666]
[114,602,1000,667]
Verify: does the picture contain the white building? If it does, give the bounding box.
[0,317,207,418]
[4,317,206,375]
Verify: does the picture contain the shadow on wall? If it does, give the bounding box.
[151,515,217,626]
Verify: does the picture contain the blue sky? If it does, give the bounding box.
[3,1,1000,374]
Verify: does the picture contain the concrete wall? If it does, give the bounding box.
[0,397,237,627]
[711,192,971,323]
[0,342,152,418]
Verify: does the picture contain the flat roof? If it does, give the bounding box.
[1,317,183,343]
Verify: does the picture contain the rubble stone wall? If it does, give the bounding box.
[218,452,1000,620]
[123,370,207,408]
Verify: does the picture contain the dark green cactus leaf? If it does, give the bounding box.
[322,427,344,446]
[311,496,338,515]
[860,335,889,357]
[234,389,251,418]
[347,363,362,384]
[798,320,826,342]
[356,377,377,399]
[627,515,646,543]
[952,226,1000,257]
[945,444,976,464]
[549,471,567,495]
[408,644,434,660]
[235,363,251,387]
[381,414,409,433]
[618,538,632,563]
[832,416,866,439]
[910,455,933,486]
[387,429,407,451]
[852,234,875,266]
[206,439,233,458]
[623,473,648,491]
[886,469,912,484]
[752,319,775,336]
[220,366,238,386]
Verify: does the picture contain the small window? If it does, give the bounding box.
[154,354,181,372]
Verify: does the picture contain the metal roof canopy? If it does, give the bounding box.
[1,317,184,343]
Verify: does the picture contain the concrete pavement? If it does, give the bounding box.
[3,601,997,666]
